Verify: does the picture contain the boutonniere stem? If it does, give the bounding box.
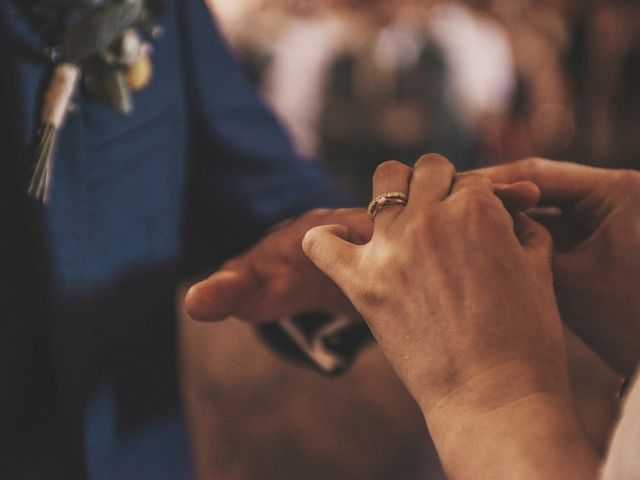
[28,63,79,201]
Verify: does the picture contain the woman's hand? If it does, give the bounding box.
[303,154,598,480]
[481,158,640,376]
[303,154,566,413]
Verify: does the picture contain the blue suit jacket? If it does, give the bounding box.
[0,1,345,476]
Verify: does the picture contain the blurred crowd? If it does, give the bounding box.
[210,0,639,200]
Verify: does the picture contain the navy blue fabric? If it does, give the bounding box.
[0,1,347,477]
[4,0,344,296]
[84,382,196,480]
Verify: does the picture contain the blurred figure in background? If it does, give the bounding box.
[316,0,472,200]
[566,0,640,168]
[225,0,516,200]
[484,0,640,168]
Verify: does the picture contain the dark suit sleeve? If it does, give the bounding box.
[177,1,349,245]
[175,3,371,375]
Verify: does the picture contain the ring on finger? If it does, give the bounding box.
[367,192,409,221]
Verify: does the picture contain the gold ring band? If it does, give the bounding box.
[367,192,409,220]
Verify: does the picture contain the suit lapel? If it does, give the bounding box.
[1,0,50,155]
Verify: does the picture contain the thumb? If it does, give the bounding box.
[514,213,553,264]
[302,224,360,290]
[185,264,256,322]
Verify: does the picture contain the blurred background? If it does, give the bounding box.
[208,0,639,201]
[182,1,639,479]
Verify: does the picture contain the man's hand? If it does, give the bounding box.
[481,158,640,376]
[185,208,372,323]
[303,155,598,480]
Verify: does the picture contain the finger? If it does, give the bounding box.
[342,207,374,244]
[408,153,456,211]
[448,172,514,229]
[184,262,257,322]
[450,172,494,195]
[478,158,604,208]
[494,181,541,214]
[302,224,360,291]
[449,175,540,220]
[514,213,553,264]
[370,161,413,226]
[451,175,540,214]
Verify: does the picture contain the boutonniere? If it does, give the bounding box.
[28,0,164,202]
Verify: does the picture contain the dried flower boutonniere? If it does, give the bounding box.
[28,0,164,202]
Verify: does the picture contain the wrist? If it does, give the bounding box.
[421,360,599,480]
[420,358,569,419]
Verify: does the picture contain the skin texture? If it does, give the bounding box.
[303,154,600,480]
[185,208,372,323]
[183,155,640,478]
[480,158,640,377]
[184,175,539,324]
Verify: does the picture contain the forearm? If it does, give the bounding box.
[421,363,601,480]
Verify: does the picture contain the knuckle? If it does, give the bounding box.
[414,154,456,176]
[522,157,545,170]
[373,160,409,183]
[452,189,510,227]
[456,187,495,210]
[457,172,492,189]
[415,153,451,168]
[403,210,440,246]
[516,157,548,178]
